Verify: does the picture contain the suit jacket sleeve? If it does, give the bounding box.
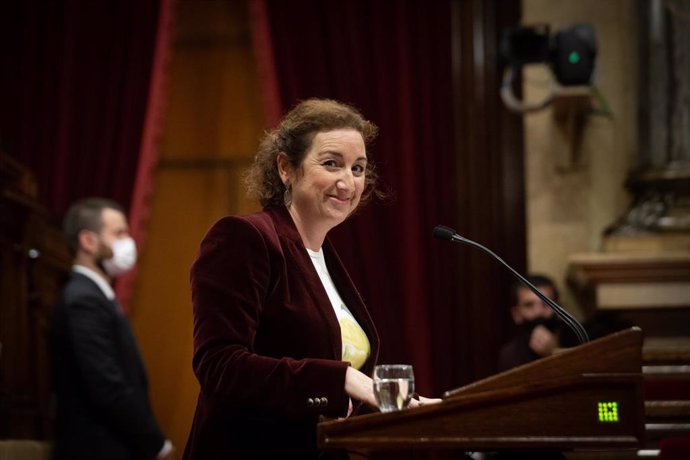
[65,291,165,458]
[190,216,351,418]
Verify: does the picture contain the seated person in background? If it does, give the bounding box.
[498,274,566,372]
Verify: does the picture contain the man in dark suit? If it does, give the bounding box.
[52,197,173,460]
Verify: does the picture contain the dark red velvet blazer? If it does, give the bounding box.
[183,206,380,459]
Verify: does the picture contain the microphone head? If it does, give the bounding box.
[433,225,457,241]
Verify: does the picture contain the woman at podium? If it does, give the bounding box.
[182,99,383,459]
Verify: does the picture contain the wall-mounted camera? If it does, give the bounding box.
[500,24,597,113]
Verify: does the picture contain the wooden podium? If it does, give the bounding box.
[318,328,645,453]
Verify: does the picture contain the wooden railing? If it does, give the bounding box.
[643,346,690,451]
[0,154,70,440]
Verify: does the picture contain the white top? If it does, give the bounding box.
[307,247,371,370]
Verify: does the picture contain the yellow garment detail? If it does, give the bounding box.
[339,314,370,370]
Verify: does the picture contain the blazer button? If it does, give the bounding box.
[321,397,328,406]
[307,398,315,407]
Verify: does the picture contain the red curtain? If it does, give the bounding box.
[0,0,164,218]
[253,0,460,395]
[1,0,176,311]
[116,0,176,309]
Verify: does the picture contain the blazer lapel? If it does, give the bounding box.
[267,206,343,361]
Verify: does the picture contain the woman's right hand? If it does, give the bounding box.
[344,366,378,409]
[408,395,442,408]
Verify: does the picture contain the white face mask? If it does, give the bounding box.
[102,237,137,277]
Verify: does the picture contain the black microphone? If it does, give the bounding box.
[433,225,589,344]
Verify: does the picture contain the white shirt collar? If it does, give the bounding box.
[306,247,324,258]
[72,264,115,300]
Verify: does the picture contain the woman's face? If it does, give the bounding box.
[283,129,367,230]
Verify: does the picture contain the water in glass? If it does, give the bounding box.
[372,364,415,413]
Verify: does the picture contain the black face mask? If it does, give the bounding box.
[520,316,560,334]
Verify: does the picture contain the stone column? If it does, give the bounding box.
[608,0,690,236]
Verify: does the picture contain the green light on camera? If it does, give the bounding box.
[598,401,619,422]
[569,51,581,64]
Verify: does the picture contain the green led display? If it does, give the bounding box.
[598,401,619,422]
[569,51,581,64]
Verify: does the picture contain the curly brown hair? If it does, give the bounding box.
[244,98,382,207]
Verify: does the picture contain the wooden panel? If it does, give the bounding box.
[0,154,71,439]
[322,380,641,450]
[450,0,526,387]
[318,329,645,452]
[445,328,642,398]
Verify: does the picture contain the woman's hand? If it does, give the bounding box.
[344,367,442,412]
[408,395,442,409]
[344,366,378,409]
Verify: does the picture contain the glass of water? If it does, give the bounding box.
[373,364,415,412]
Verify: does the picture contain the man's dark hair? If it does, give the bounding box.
[509,274,560,306]
[63,197,124,255]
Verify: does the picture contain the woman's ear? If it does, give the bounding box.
[276,152,292,185]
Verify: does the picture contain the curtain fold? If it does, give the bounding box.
[116,0,176,310]
[248,0,283,128]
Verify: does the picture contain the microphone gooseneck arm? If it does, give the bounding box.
[433,225,589,344]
